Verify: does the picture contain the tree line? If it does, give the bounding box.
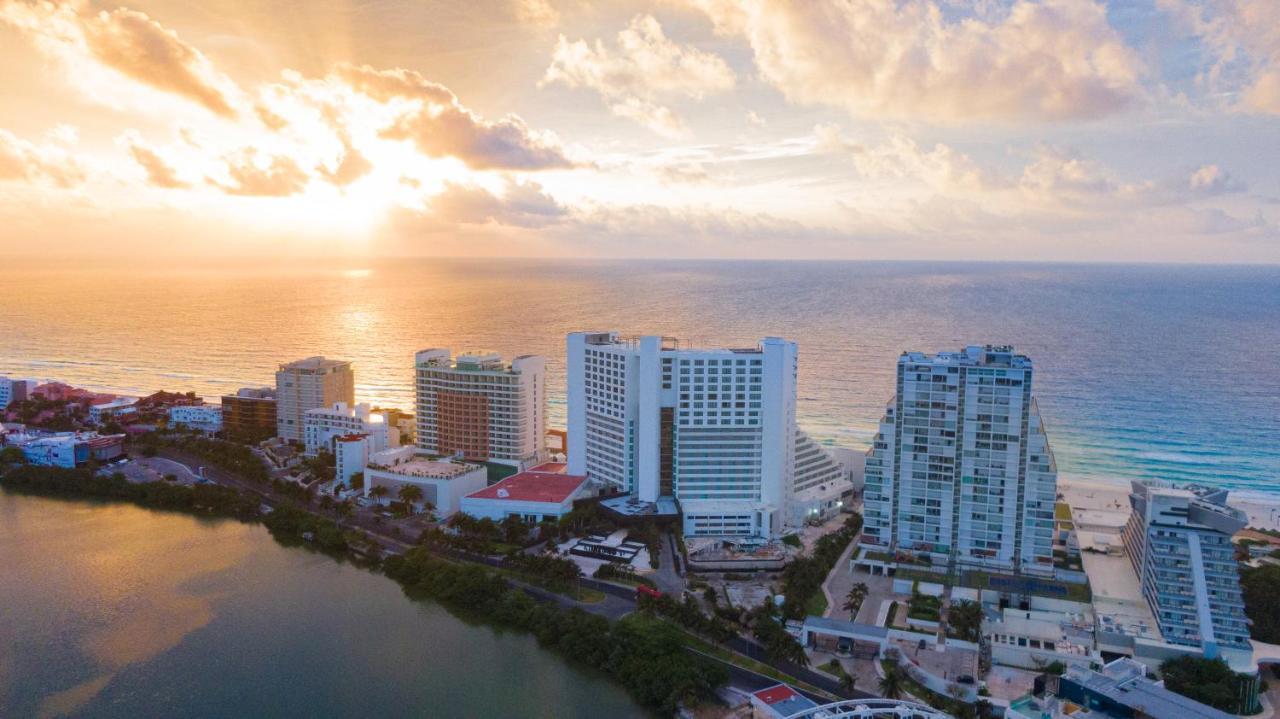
[383,548,727,715]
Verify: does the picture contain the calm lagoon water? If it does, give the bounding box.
[0,492,645,718]
[2,259,1277,494]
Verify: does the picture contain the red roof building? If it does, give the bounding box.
[750,684,819,719]
[459,465,590,523]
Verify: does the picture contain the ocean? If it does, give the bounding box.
[2,259,1277,496]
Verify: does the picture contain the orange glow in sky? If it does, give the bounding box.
[0,0,1277,262]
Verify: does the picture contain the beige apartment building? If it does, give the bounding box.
[275,356,354,443]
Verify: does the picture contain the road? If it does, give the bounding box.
[156,447,416,553]
[157,446,876,703]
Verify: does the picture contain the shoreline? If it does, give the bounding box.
[8,377,1280,527]
[1059,475,1280,532]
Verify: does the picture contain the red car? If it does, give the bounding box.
[636,585,662,600]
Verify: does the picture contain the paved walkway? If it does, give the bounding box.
[821,530,862,618]
[651,531,685,595]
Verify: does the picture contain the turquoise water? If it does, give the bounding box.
[1,260,1277,494]
[0,492,646,718]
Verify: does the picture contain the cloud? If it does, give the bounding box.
[515,0,559,29]
[118,131,187,188]
[815,124,1002,193]
[1159,0,1280,114]
[429,178,568,228]
[1187,164,1245,196]
[210,148,310,197]
[337,64,572,170]
[810,123,1263,253]
[321,145,373,187]
[0,128,85,187]
[542,14,735,136]
[683,0,1142,123]
[0,1,239,118]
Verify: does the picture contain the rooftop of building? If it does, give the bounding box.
[752,684,819,718]
[7,430,124,446]
[278,356,350,371]
[304,402,384,423]
[1078,531,1162,641]
[1130,480,1247,532]
[465,466,588,504]
[599,494,680,517]
[1065,659,1236,719]
[986,606,1096,653]
[367,450,480,479]
[415,348,542,373]
[802,614,889,639]
[575,330,790,354]
[90,396,138,408]
[900,344,1032,369]
[226,387,276,400]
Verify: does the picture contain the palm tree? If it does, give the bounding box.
[398,483,424,509]
[844,582,869,615]
[369,485,390,506]
[878,663,904,699]
[839,671,858,693]
[947,599,983,642]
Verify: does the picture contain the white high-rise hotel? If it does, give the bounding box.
[863,345,1057,574]
[568,332,829,538]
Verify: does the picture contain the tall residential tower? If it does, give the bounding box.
[275,357,354,443]
[862,345,1057,574]
[567,332,810,538]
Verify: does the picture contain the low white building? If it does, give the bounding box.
[88,397,137,424]
[985,603,1098,671]
[303,402,396,457]
[459,463,590,523]
[6,431,125,467]
[168,404,222,433]
[364,446,486,515]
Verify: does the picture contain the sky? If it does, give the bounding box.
[0,0,1277,262]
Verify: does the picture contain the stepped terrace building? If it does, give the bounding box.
[567,332,850,539]
[861,345,1057,574]
[414,349,546,470]
[275,357,354,443]
[1121,481,1252,660]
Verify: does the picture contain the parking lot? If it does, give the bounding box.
[103,455,203,485]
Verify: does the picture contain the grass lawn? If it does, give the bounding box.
[805,590,829,617]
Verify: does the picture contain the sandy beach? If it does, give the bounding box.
[1060,476,1280,533]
